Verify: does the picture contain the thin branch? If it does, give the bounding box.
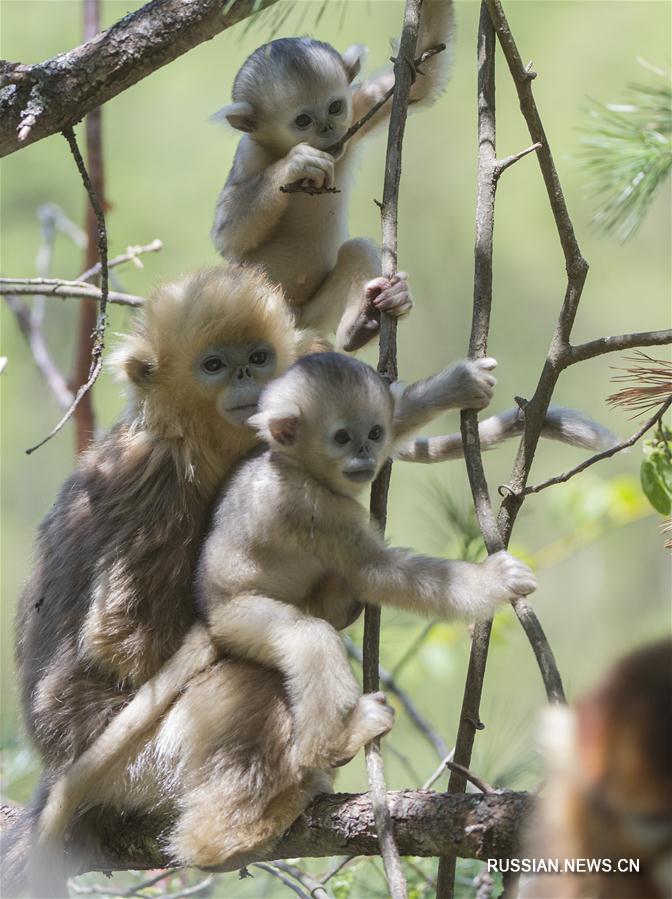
[422,751,455,790]
[568,329,672,364]
[520,393,672,496]
[270,861,331,899]
[345,636,450,760]
[363,3,429,898]
[3,295,74,410]
[437,6,565,896]
[76,239,162,283]
[444,761,495,795]
[254,864,312,899]
[0,0,279,158]
[0,281,143,306]
[25,127,109,455]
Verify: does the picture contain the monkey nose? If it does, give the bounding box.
[237,366,251,380]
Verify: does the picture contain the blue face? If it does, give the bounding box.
[194,342,277,426]
[290,95,349,148]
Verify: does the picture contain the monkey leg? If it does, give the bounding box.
[157,659,332,868]
[297,238,381,350]
[207,594,364,767]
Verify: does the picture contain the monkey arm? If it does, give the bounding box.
[394,406,618,462]
[349,0,454,146]
[391,358,497,441]
[211,147,291,257]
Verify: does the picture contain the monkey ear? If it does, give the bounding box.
[342,44,367,82]
[249,406,300,446]
[210,101,257,133]
[123,355,156,387]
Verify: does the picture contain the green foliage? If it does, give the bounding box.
[640,424,672,515]
[580,64,672,242]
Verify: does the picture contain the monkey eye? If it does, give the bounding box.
[295,114,312,129]
[329,99,344,115]
[368,425,384,441]
[249,350,269,366]
[202,356,225,374]
[334,429,351,445]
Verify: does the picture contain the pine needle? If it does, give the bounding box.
[608,352,672,416]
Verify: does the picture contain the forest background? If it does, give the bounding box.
[0,0,670,895]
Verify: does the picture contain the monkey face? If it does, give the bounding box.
[285,90,352,152]
[251,353,394,497]
[194,341,277,426]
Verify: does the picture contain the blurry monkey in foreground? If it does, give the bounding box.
[211,0,454,350]
[524,639,672,899]
[32,352,537,887]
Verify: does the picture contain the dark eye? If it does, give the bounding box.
[369,425,384,441]
[295,114,312,129]
[202,357,224,374]
[334,429,350,445]
[329,99,343,115]
[249,350,269,366]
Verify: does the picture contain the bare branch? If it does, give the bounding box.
[519,394,672,496]
[345,636,450,760]
[254,864,312,899]
[76,239,162,283]
[568,329,672,365]
[444,761,495,795]
[3,294,74,410]
[495,141,542,176]
[267,861,331,899]
[0,0,278,158]
[0,281,143,307]
[25,127,109,455]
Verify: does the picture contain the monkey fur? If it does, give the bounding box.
[29,352,537,893]
[523,639,672,899]
[211,0,454,351]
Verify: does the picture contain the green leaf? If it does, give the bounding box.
[640,455,672,514]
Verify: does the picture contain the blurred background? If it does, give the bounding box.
[1,1,670,896]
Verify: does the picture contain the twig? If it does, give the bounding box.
[69,868,180,895]
[423,750,455,790]
[254,863,312,899]
[521,393,672,496]
[281,43,447,196]
[25,126,109,455]
[0,281,142,306]
[270,861,331,899]
[444,761,494,795]
[3,295,74,410]
[345,636,450,759]
[76,239,162,283]
[567,328,672,364]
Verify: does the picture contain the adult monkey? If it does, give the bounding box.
[4,264,499,897]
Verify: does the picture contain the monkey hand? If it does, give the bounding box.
[482,551,538,604]
[367,272,414,319]
[448,357,498,411]
[283,143,336,190]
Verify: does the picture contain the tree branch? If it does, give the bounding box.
[519,393,672,496]
[567,329,672,365]
[0,791,532,875]
[0,0,278,158]
[363,2,428,897]
[0,280,143,306]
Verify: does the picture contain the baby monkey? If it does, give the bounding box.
[34,352,536,876]
[211,0,453,350]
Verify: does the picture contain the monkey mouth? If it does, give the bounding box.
[222,404,258,425]
[343,467,375,483]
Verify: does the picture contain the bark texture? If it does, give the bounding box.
[0,0,276,158]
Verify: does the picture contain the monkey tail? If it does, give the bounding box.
[28,623,217,896]
[0,780,72,899]
[394,405,618,463]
